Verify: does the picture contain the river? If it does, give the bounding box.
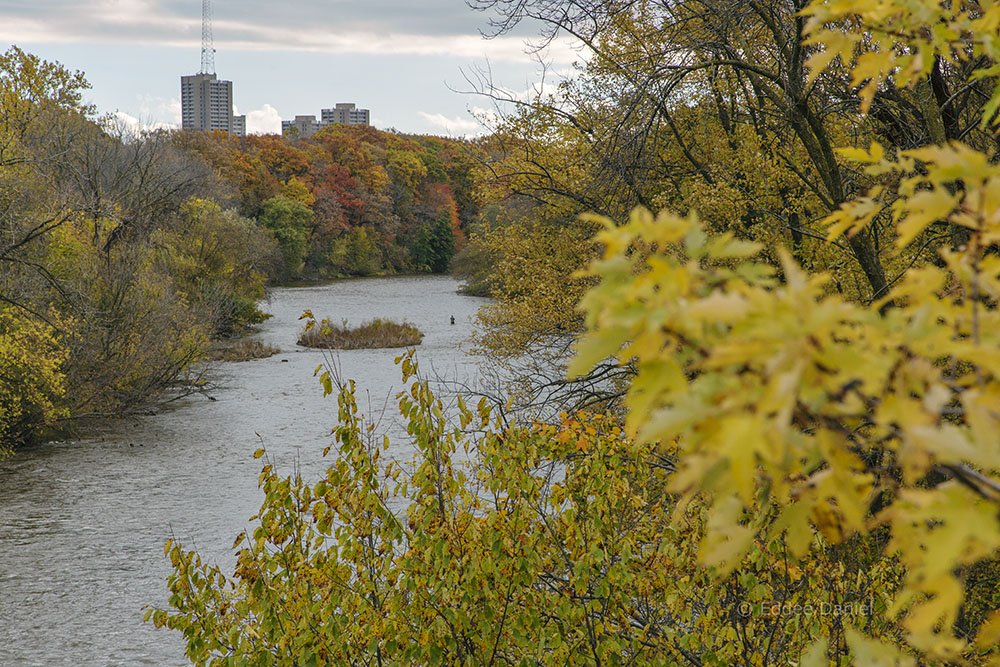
[0,275,488,666]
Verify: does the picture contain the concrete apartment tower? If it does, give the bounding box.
[181,73,240,133]
[281,104,371,138]
[181,0,245,135]
[321,103,370,126]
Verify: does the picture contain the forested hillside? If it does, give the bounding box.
[174,125,479,279]
[0,47,270,447]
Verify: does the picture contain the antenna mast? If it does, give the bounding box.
[200,0,215,74]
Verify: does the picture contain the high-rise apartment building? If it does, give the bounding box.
[182,1,242,134]
[181,73,237,133]
[281,103,370,137]
[281,115,325,138]
[321,103,370,126]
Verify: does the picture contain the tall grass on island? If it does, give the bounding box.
[212,339,281,362]
[298,318,423,350]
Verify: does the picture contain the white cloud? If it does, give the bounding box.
[103,110,177,134]
[470,106,502,132]
[138,94,182,125]
[417,111,485,137]
[0,9,581,65]
[245,104,281,135]
[209,24,581,64]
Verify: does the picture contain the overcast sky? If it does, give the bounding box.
[0,0,579,135]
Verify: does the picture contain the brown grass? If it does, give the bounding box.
[298,318,423,350]
[213,338,281,362]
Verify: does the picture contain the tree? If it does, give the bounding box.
[326,226,382,276]
[387,148,428,192]
[407,183,462,273]
[0,46,91,320]
[51,119,211,253]
[464,0,1000,423]
[153,198,279,335]
[42,213,211,420]
[250,134,310,183]
[259,195,313,278]
[0,49,292,447]
[0,307,67,452]
[175,125,482,279]
[469,212,615,414]
[408,207,457,273]
[469,0,999,302]
[563,2,1000,659]
[0,45,92,169]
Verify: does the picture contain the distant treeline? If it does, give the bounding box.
[174,125,481,279]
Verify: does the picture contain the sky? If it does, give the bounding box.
[0,0,580,136]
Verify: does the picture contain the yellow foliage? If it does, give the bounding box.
[0,309,68,451]
[152,356,906,665]
[473,215,599,357]
[802,1,1000,121]
[281,177,315,208]
[574,200,1000,661]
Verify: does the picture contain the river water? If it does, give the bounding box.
[0,275,488,666]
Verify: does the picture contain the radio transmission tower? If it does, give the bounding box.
[200,0,215,75]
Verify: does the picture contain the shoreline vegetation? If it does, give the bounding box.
[297,318,423,350]
[211,339,281,362]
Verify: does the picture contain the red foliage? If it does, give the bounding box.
[424,183,465,249]
[315,164,366,226]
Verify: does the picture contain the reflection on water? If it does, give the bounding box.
[0,275,487,666]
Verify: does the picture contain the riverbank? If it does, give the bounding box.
[0,275,487,666]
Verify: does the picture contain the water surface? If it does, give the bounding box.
[0,275,486,666]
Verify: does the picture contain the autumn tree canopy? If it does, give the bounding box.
[178,125,482,279]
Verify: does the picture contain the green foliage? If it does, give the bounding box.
[573,204,1000,661]
[152,354,907,665]
[408,207,456,273]
[154,198,279,335]
[0,308,67,450]
[325,226,382,277]
[178,125,483,280]
[469,0,1000,367]
[46,216,212,416]
[153,3,1000,664]
[1,48,225,442]
[259,195,312,278]
[0,45,92,168]
[0,45,483,446]
[562,7,1000,650]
